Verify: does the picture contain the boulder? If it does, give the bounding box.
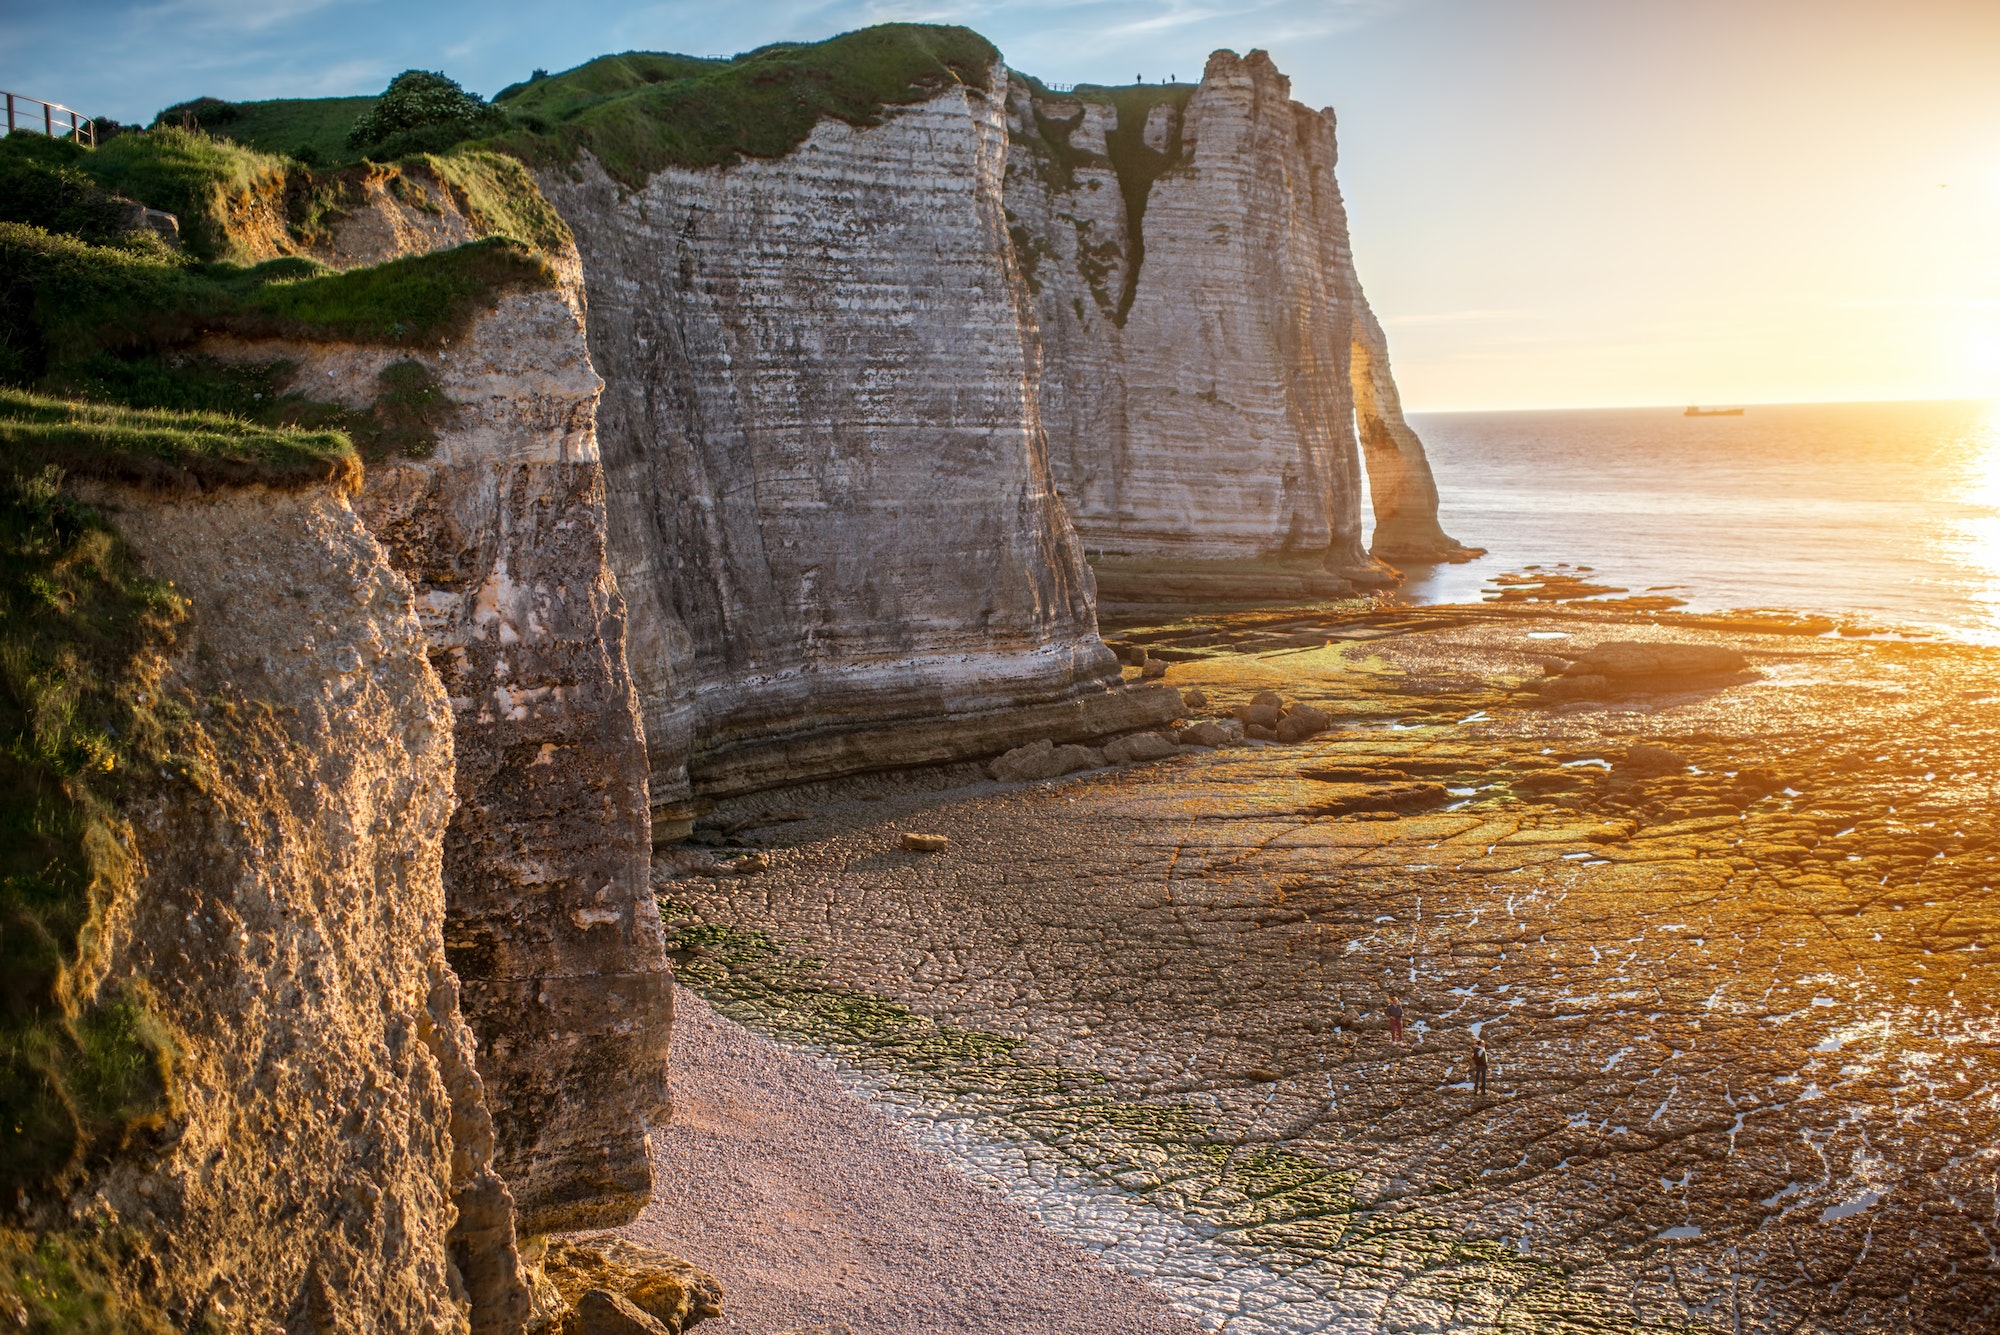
[989,739,1065,783]
[1237,702,1281,728]
[1251,690,1285,710]
[1104,732,1179,764]
[988,739,1100,782]
[1178,721,1232,748]
[1275,704,1331,742]
[574,1289,673,1335]
[1140,657,1171,679]
[541,1237,723,1335]
[901,833,949,852]
[1245,724,1279,742]
[1050,743,1107,773]
[1181,687,1209,709]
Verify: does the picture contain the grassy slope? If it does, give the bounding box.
[490,24,998,185]
[155,96,379,167]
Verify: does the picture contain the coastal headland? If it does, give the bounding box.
[2,18,1989,1335]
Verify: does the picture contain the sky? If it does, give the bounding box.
[4,0,1998,411]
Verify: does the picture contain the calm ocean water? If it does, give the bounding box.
[1385,400,2000,642]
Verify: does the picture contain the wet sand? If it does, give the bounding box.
[648,601,2000,1333]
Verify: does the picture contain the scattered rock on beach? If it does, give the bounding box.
[1105,732,1177,764]
[988,739,1102,783]
[1177,720,1232,748]
[1276,704,1331,742]
[538,1237,723,1335]
[901,833,949,852]
[989,740,1065,782]
[1181,687,1208,709]
[1140,658,1170,679]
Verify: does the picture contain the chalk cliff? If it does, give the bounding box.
[1004,49,1475,595]
[204,244,671,1234]
[56,474,528,1333]
[537,58,1180,805]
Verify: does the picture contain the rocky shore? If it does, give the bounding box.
[650,597,2000,1334]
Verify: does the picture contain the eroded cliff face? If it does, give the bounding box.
[1005,49,1473,594]
[537,61,1179,802]
[204,261,671,1236]
[76,478,527,1333]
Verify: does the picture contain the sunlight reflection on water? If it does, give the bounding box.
[1383,400,2000,643]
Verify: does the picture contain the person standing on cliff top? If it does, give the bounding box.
[1386,993,1406,1045]
[1471,1039,1490,1095]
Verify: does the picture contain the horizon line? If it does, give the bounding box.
[1403,393,1997,415]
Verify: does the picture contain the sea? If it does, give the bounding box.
[1382,399,2000,643]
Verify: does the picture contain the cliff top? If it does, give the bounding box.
[147,24,1000,186]
[489,24,998,183]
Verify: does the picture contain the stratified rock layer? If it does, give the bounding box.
[83,480,525,1333]
[1005,49,1474,588]
[539,62,1177,802]
[209,266,671,1234]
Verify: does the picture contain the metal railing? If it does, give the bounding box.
[3,91,95,147]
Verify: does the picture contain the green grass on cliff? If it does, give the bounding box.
[489,23,1000,184]
[154,94,379,167]
[0,392,359,491]
[133,24,1001,188]
[83,127,293,264]
[1,222,557,386]
[0,457,185,1203]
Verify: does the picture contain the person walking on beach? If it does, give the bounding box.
[1471,1039,1490,1095]
[1385,993,1406,1046]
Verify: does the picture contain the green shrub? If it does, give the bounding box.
[346,71,505,160]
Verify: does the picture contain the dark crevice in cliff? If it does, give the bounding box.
[1088,84,1195,326]
[1010,78,1195,328]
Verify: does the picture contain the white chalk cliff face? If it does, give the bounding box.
[1005,49,1475,593]
[540,61,1177,802]
[203,253,670,1237]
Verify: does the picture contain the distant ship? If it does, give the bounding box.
[1684,405,1745,417]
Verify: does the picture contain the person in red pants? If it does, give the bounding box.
[1386,993,1406,1045]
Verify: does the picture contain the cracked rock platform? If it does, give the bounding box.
[656,600,2000,1333]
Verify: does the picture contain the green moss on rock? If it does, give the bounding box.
[0,459,188,1203]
